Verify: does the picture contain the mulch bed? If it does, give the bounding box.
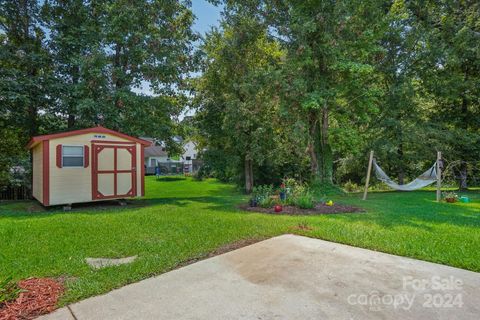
[0,278,64,320]
[239,202,365,215]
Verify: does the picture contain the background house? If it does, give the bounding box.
[143,138,201,175]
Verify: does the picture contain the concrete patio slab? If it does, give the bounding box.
[38,307,75,320]
[39,234,480,320]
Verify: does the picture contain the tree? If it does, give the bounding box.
[412,0,480,189]
[368,0,433,184]
[0,0,55,187]
[44,0,105,128]
[195,13,285,192]
[276,0,385,183]
[0,0,54,137]
[0,0,198,187]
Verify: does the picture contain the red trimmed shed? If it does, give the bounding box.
[27,126,151,206]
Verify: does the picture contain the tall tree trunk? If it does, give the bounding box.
[307,111,319,177]
[244,156,253,193]
[397,141,405,185]
[308,107,333,183]
[458,94,468,190]
[319,107,333,183]
[459,161,468,190]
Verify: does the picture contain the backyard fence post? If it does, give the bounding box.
[363,150,374,200]
[436,151,442,202]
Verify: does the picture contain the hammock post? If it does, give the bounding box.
[436,151,442,202]
[363,150,374,200]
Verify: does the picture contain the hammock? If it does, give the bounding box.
[373,159,438,191]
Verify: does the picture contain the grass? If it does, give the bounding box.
[0,176,479,305]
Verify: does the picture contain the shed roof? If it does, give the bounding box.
[27,126,152,149]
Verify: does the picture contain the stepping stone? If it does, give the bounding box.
[86,256,137,269]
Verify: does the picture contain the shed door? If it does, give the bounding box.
[92,144,136,200]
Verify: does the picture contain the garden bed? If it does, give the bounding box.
[239,202,365,215]
[0,277,64,320]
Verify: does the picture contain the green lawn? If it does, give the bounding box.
[0,176,479,305]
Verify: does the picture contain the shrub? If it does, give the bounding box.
[252,184,274,207]
[343,180,360,193]
[442,191,458,200]
[259,196,274,208]
[0,276,21,306]
[294,192,315,209]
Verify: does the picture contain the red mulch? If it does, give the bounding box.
[239,202,365,215]
[0,278,64,320]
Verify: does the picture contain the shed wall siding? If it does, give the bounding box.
[136,143,142,196]
[32,144,43,202]
[48,132,130,205]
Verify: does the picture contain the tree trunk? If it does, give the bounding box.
[308,107,333,183]
[397,141,405,185]
[244,156,253,193]
[307,112,319,177]
[459,161,468,190]
[458,94,469,190]
[318,107,333,183]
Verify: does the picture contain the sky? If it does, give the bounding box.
[192,0,223,36]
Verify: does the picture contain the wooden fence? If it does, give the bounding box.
[0,186,32,200]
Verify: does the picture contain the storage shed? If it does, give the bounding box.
[27,126,151,206]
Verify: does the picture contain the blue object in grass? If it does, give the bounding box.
[459,196,470,203]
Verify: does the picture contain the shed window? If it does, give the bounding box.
[62,146,84,167]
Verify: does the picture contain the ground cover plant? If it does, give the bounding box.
[0,176,479,309]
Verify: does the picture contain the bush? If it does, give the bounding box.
[280,178,316,208]
[252,185,274,208]
[294,192,315,209]
[0,276,21,306]
[343,180,361,193]
[259,196,274,208]
[310,180,345,196]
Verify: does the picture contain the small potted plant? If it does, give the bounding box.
[250,186,260,207]
[279,182,287,202]
[442,191,458,203]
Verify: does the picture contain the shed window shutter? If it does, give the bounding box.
[56,144,62,168]
[84,145,89,168]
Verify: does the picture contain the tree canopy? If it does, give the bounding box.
[196,0,480,191]
[0,0,197,186]
[1,0,479,192]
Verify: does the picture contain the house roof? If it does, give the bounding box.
[144,146,168,158]
[27,126,152,149]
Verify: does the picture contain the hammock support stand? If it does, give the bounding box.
[362,150,442,202]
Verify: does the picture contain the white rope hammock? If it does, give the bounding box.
[373,159,438,191]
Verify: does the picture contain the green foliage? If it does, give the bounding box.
[310,180,346,197]
[252,184,274,208]
[442,191,459,201]
[280,178,315,208]
[0,276,21,305]
[343,181,361,193]
[194,9,309,191]
[0,0,197,184]
[293,192,315,209]
[206,0,480,190]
